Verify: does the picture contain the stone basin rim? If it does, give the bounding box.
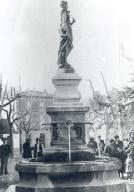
[16,158,121,173]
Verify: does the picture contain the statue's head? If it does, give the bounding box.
[60,0,68,10]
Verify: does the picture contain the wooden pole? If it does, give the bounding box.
[100,72,112,143]
[89,79,95,97]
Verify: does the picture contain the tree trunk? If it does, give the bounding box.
[19,129,23,155]
[9,124,14,158]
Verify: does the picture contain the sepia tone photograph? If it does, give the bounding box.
[0,0,134,191]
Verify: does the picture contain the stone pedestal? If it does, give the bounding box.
[47,106,88,147]
[46,72,89,148]
[52,72,81,105]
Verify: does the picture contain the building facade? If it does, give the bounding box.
[16,90,53,147]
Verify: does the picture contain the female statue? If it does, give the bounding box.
[58,1,75,72]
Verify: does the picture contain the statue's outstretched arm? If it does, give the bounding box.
[70,18,76,25]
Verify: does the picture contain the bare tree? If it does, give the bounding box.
[0,83,20,118]
[14,96,39,154]
[2,89,27,157]
[15,112,32,154]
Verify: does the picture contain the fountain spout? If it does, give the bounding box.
[65,119,73,162]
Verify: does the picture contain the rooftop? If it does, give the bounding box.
[20,90,53,98]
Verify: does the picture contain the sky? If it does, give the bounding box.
[0,0,134,98]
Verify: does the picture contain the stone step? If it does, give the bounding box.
[53,138,82,142]
[52,142,83,145]
[53,139,82,142]
[52,143,83,147]
[52,140,83,145]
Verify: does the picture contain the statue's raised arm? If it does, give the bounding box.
[57,1,76,73]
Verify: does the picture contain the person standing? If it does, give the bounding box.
[125,139,134,178]
[22,138,33,159]
[104,139,117,157]
[114,135,121,149]
[126,153,133,180]
[87,137,98,155]
[123,138,129,150]
[0,138,11,175]
[97,136,105,156]
[117,141,127,179]
[34,138,43,159]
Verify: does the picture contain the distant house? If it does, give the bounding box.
[16,90,53,147]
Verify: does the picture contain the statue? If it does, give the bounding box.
[58,1,76,73]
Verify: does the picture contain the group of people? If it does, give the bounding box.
[0,137,44,175]
[87,135,134,180]
[87,135,105,156]
[0,134,134,179]
[22,137,44,160]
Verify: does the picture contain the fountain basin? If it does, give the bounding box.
[29,149,95,162]
[15,157,126,192]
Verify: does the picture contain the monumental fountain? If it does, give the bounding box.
[15,1,126,192]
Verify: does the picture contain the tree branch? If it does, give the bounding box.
[12,112,28,124]
[0,94,20,108]
[2,108,9,117]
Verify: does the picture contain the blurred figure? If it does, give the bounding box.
[104,139,117,157]
[97,136,105,156]
[22,138,33,159]
[0,138,11,175]
[99,140,105,156]
[125,140,134,178]
[114,135,121,149]
[34,138,43,159]
[123,138,129,149]
[117,141,127,179]
[0,138,3,146]
[87,137,98,155]
[126,153,133,180]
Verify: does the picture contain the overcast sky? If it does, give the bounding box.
[0,0,134,97]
